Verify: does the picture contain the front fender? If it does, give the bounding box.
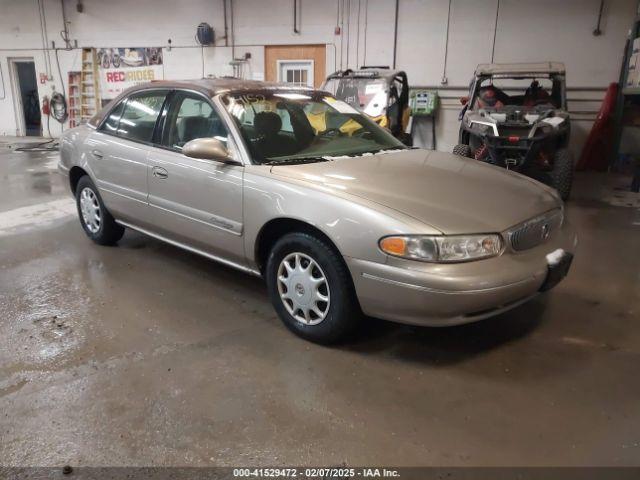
[242,167,439,269]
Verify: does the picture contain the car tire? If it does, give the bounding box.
[453,144,472,158]
[548,148,574,201]
[266,232,361,344]
[75,175,125,245]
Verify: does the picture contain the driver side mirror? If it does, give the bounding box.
[183,138,241,165]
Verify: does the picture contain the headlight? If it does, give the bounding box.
[379,234,502,263]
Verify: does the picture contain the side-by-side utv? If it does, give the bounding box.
[454,62,573,200]
[321,67,412,145]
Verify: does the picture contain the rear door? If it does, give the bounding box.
[146,90,245,265]
[86,89,168,225]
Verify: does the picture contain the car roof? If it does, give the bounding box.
[127,77,316,96]
[326,68,406,81]
[474,62,566,76]
[89,78,317,127]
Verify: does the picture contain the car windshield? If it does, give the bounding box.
[472,75,562,111]
[322,77,389,117]
[222,91,405,164]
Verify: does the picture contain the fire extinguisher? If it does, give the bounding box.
[41,95,51,116]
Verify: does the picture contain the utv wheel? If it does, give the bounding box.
[548,148,574,201]
[266,232,361,344]
[453,144,472,158]
[75,176,125,245]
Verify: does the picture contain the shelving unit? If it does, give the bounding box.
[611,11,640,191]
[79,48,101,124]
[67,71,81,128]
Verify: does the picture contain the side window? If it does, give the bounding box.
[116,91,167,143]
[162,92,230,151]
[102,100,125,133]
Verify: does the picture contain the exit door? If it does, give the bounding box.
[9,58,41,136]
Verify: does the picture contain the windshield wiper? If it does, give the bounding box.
[265,146,410,165]
[264,156,331,166]
[362,145,411,155]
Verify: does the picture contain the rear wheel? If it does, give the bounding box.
[453,143,472,158]
[75,176,125,245]
[548,148,574,201]
[266,232,361,344]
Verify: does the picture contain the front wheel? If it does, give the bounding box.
[75,176,125,245]
[548,148,574,201]
[266,232,361,344]
[453,143,472,158]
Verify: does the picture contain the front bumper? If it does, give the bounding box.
[346,221,577,327]
[464,124,567,170]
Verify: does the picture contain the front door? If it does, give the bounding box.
[146,91,245,265]
[87,89,168,225]
[9,58,41,136]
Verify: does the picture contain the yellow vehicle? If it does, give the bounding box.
[321,67,412,145]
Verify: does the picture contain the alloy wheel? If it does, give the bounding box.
[277,252,330,325]
[79,187,101,234]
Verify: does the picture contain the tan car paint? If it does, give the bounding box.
[59,80,576,327]
[269,149,560,234]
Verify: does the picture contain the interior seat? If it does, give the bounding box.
[178,116,213,144]
[253,111,298,158]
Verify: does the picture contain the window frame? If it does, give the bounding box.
[157,90,231,153]
[94,87,262,166]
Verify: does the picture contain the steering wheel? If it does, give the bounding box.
[350,127,368,137]
[319,128,342,137]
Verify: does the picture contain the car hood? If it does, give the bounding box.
[270,149,560,234]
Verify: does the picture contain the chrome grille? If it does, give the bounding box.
[508,209,563,251]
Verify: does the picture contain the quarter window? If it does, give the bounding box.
[115,91,167,143]
[102,101,125,133]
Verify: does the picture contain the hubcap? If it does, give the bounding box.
[79,187,101,234]
[277,252,330,325]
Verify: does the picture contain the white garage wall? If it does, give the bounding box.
[0,0,635,154]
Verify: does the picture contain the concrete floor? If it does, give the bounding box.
[1,142,639,467]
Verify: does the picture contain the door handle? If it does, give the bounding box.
[152,166,168,179]
[91,149,103,159]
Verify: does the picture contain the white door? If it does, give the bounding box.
[8,57,39,137]
[277,60,314,87]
